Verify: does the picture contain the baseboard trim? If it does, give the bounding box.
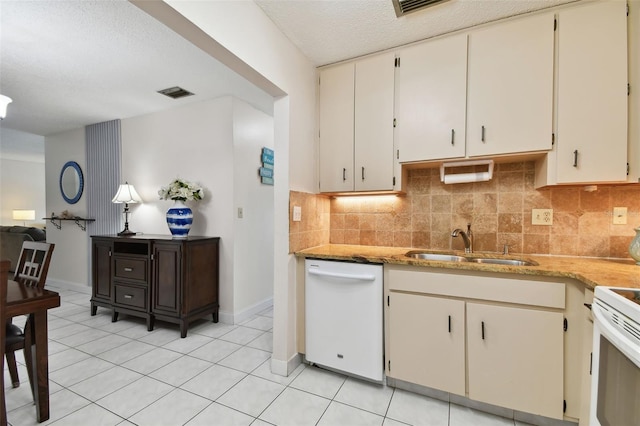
[231,296,273,325]
[46,279,91,294]
[271,352,301,377]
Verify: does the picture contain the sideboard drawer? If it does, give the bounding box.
[114,283,147,310]
[114,258,147,282]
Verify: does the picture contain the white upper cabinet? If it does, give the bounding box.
[319,53,395,193]
[555,0,628,184]
[354,53,396,192]
[467,13,555,157]
[395,34,468,162]
[319,62,355,193]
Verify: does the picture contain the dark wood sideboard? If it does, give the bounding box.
[90,235,220,337]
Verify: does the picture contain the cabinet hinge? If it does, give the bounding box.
[563,400,566,413]
[563,318,568,332]
[108,250,112,257]
[627,2,629,16]
[627,163,630,176]
[151,254,154,261]
[396,149,399,160]
[318,76,321,86]
[628,83,631,96]
[553,18,557,31]
[388,359,391,371]
[393,176,396,186]
[394,57,400,68]
[393,118,397,128]
[589,352,593,375]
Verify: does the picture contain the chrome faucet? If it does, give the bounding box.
[452,223,473,253]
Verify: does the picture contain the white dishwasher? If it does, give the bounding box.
[305,259,384,382]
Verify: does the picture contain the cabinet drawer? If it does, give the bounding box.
[114,284,147,310]
[114,257,147,281]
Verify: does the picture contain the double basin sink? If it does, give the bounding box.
[406,251,537,267]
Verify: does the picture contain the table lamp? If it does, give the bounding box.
[112,182,142,236]
[12,209,35,226]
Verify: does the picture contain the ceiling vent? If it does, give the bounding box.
[157,86,194,99]
[392,0,450,17]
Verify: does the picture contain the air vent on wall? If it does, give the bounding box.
[157,86,194,99]
[392,0,450,17]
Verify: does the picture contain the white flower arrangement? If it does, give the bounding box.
[158,178,204,202]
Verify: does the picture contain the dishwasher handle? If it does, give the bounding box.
[308,268,376,282]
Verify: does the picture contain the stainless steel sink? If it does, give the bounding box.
[405,252,469,262]
[470,258,536,266]
[405,251,536,266]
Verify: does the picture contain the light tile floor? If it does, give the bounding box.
[4,285,536,426]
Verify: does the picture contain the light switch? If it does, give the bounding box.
[293,206,302,222]
[613,207,627,225]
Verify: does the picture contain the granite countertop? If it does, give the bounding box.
[295,244,640,290]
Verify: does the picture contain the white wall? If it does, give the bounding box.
[158,0,318,376]
[121,96,274,322]
[0,128,46,226]
[121,97,237,317]
[44,127,90,287]
[232,99,274,315]
[0,159,46,226]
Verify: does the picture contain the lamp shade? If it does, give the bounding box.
[112,183,142,204]
[0,94,12,119]
[12,210,35,221]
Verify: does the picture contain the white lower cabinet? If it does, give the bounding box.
[385,265,566,420]
[466,302,564,419]
[388,293,465,395]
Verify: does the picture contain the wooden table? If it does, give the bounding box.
[6,280,60,422]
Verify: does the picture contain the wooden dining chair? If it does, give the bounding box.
[5,242,54,388]
[1,260,10,426]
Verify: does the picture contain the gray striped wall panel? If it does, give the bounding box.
[86,120,121,236]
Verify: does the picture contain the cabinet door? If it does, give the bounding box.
[354,52,395,191]
[467,13,554,157]
[387,292,465,395]
[556,1,627,184]
[467,302,564,419]
[92,239,112,301]
[319,62,355,192]
[152,242,182,317]
[396,34,467,162]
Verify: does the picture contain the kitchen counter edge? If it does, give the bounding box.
[295,244,640,290]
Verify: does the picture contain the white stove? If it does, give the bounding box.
[590,286,640,425]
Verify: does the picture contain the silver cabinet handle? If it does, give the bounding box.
[573,150,579,167]
[124,267,133,272]
[451,129,455,146]
[481,125,486,142]
[124,294,133,299]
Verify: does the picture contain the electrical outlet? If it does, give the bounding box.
[613,207,627,225]
[532,209,553,225]
[293,206,302,222]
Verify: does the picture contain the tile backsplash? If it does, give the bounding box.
[291,161,640,258]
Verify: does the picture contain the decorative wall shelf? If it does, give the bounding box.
[44,217,95,231]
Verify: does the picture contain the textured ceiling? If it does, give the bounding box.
[0,0,273,138]
[255,0,579,66]
[0,0,580,142]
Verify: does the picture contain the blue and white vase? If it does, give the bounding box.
[166,200,193,238]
